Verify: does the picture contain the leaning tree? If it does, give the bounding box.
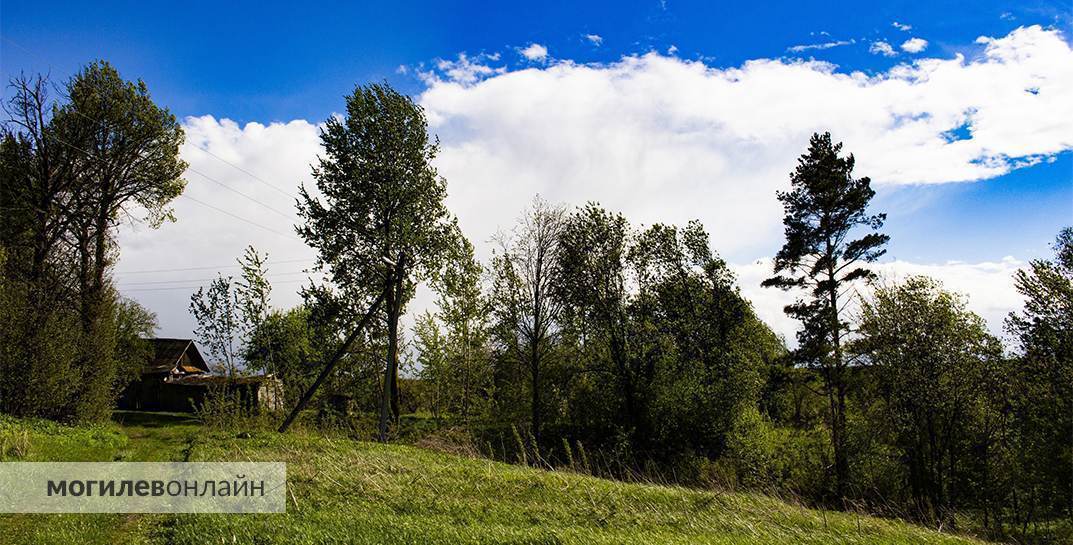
[297,82,456,441]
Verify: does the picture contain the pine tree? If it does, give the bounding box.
[763,132,888,499]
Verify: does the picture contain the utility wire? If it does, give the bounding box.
[119,270,314,286]
[61,93,302,221]
[123,278,310,292]
[115,258,312,275]
[184,168,298,221]
[44,131,302,241]
[179,194,301,240]
[186,143,298,199]
[21,109,303,243]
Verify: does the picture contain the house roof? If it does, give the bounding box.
[145,338,210,374]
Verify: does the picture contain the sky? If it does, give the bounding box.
[2,0,1071,346]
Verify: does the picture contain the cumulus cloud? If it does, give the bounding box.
[869,40,898,57]
[893,21,913,31]
[420,26,1073,261]
[520,43,548,61]
[901,37,929,53]
[585,34,603,46]
[787,39,854,52]
[115,116,323,337]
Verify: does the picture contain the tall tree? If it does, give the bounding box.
[235,246,272,350]
[1,64,184,422]
[297,82,456,442]
[762,132,888,498]
[0,75,86,419]
[556,204,642,443]
[629,220,782,457]
[63,61,186,418]
[189,247,274,379]
[490,196,565,439]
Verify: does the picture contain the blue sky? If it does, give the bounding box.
[2,1,1071,340]
[3,1,1069,121]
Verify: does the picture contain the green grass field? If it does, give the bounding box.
[0,413,989,544]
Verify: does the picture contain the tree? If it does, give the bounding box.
[435,237,491,423]
[762,132,888,498]
[413,312,450,421]
[1004,227,1072,524]
[190,275,240,377]
[297,82,456,442]
[246,305,322,410]
[112,295,159,392]
[857,276,1003,524]
[190,247,273,378]
[62,61,186,417]
[556,204,642,444]
[490,196,565,439]
[630,220,782,457]
[0,76,86,419]
[235,246,271,339]
[0,74,86,290]
[0,63,183,422]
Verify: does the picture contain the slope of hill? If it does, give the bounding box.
[0,414,986,545]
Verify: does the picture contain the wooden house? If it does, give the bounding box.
[118,338,284,413]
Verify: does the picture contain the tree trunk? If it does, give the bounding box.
[826,255,848,500]
[378,260,405,442]
[530,335,540,442]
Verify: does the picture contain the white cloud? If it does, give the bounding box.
[520,43,548,61]
[893,21,912,31]
[788,39,854,52]
[869,40,898,57]
[585,34,603,46]
[735,257,1025,344]
[667,45,678,55]
[901,37,929,53]
[420,53,506,85]
[420,26,1073,261]
[116,116,323,338]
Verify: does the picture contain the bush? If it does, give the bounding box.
[723,407,829,496]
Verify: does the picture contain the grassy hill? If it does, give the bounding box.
[0,414,988,545]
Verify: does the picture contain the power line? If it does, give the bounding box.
[35,127,302,240]
[119,270,314,286]
[185,168,298,221]
[186,143,298,199]
[63,91,300,223]
[3,35,302,223]
[115,258,312,275]
[122,278,311,292]
[180,194,301,240]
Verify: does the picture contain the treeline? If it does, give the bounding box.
[0,63,184,421]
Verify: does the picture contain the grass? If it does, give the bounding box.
[0,413,990,545]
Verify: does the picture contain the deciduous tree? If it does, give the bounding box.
[297,82,456,441]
